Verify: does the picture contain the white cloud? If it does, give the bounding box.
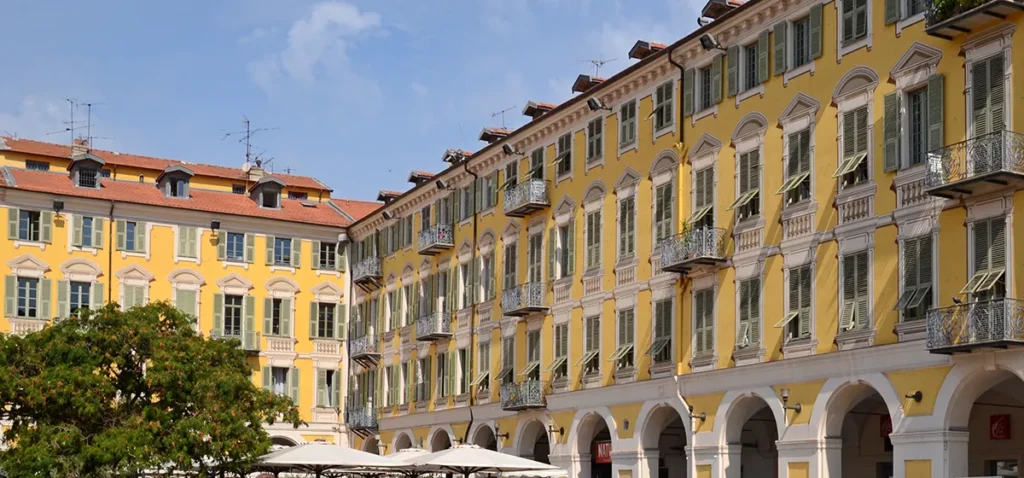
[410,82,428,97]
[0,96,66,141]
[247,1,382,92]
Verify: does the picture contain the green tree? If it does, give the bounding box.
[0,302,303,477]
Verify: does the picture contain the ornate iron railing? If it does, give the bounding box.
[353,256,382,282]
[347,405,378,429]
[501,282,546,312]
[504,179,549,214]
[418,223,454,251]
[924,131,1024,189]
[925,0,991,26]
[658,227,727,268]
[416,311,452,337]
[926,298,1024,351]
[350,334,379,357]
[500,380,545,409]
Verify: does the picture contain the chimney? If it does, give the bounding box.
[72,138,89,157]
[247,160,265,181]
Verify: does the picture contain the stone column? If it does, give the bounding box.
[773,437,836,478]
[889,430,969,478]
[663,451,687,478]
[688,444,721,478]
[633,449,660,478]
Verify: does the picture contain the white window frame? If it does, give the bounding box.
[618,97,638,155]
[692,63,717,122]
[653,80,676,139]
[649,289,676,367]
[835,88,876,198]
[780,10,816,85]
[897,233,937,321]
[731,134,763,223]
[692,285,717,363]
[651,170,676,250]
[837,245,874,334]
[835,0,872,61]
[780,262,815,344]
[964,32,1013,141]
[616,193,637,263]
[586,117,605,167]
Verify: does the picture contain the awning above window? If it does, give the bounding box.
[833,152,867,178]
[687,205,713,224]
[608,344,634,361]
[575,350,599,366]
[727,189,759,210]
[518,362,540,377]
[545,356,567,372]
[645,337,670,356]
[774,311,799,329]
[776,172,809,194]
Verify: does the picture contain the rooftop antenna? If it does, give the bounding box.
[222,116,278,167]
[588,58,616,77]
[45,99,86,141]
[491,106,515,129]
[82,102,106,147]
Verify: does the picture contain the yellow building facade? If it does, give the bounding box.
[0,137,372,445]
[345,0,1024,477]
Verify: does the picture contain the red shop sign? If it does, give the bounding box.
[880,415,892,438]
[991,414,1012,440]
[594,441,612,464]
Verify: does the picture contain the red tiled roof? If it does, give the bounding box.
[1,137,332,192]
[1,167,350,227]
[628,40,667,60]
[571,75,606,93]
[331,198,381,222]
[409,170,434,178]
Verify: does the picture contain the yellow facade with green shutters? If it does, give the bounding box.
[347,1,1024,477]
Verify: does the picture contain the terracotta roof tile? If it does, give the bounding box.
[2,167,349,227]
[331,198,382,222]
[1,137,332,192]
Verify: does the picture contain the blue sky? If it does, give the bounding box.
[0,0,702,200]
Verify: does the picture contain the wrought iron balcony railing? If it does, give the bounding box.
[501,282,547,316]
[926,298,1024,354]
[658,227,727,273]
[418,223,454,255]
[350,334,380,359]
[347,405,378,430]
[500,380,546,410]
[925,0,1024,39]
[924,130,1024,198]
[504,179,550,217]
[353,257,382,290]
[416,311,452,340]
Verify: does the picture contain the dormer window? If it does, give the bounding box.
[262,192,279,208]
[249,176,286,209]
[78,168,99,188]
[156,165,193,199]
[68,153,105,190]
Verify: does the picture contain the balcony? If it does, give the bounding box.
[347,405,378,437]
[925,0,1024,40]
[418,224,454,255]
[926,298,1024,354]
[500,380,546,411]
[658,227,728,274]
[501,282,547,317]
[503,179,550,217]
[925,131,1024,198]
[353,257,383,292]
[350,334,381,366]
[416,311,453,341]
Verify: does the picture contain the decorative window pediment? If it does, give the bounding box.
[116,264,154,286]
[502,220,521,242]
[8,253,50,278]
[168,268,205,291]
[478,230,496,254]
[731,112,769,143]
[650,152,678,178]
[779,93,821,125]
[60,258,103,282]
[458,239,473,260]
[583,181,608,205]
[890,42,942,80]
[215,272,253,294]
[312,281,344,302]
[402,264,415,281]
[614,167,641,194]
[688,133,723,160]
[265,276,299,296]
[418,259,432,277]
[833,66,880,103]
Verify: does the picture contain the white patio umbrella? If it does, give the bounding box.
[496,469,567,478]
[257,442,402,477]
[410,444,560,476]
[391,447,431,463]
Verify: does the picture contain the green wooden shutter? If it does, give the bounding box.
[177,227,189,257]
[176,289,196,318]
[244,295,256,349]
[750,279,760,345]
[39,279,51,318]
[336,244,346,272]
[842,111,856,158]
[682,68,695,117]
[726,45,739,97]
[448,351,456,396]
[93,218,105,249]
[39,211,52,243]
[547,226,556,281]
[454,187,463,222]
[695,292,705,353]
[758,30,769,84]
[927,74,945,152]
[799,268,812,336]
[92,282,104,310]
[3,276,15,317]
[809,4,823,59]
[991,219,1007,269]
[773,21,787,75]
[856,108,869,155]
[309,302,319,339]
[883,92,900,172]
[133,221,145,252]
[212,293,224,337]
[217,232,226,260]
[265,235,275,265]
[262,367,272,391]
[289,367,300,405]
[72,215,83,247]
[292,238,301,267]
[885,0,899,24]
[57,280,68,319]
[317,369,328,407]
[244,233,255,263]
[973,58,990,137]
[263,298,274,336]
[711,54,723,104]
[311,240,321,269]
[7,208,17,240]
[567,219,576,276]
[989,55,1005,133]
[282,298,292,337]
[335,304,343,340]
[855,252,869,329]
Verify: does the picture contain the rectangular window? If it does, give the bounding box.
[16,277,38,318]
[963,218,1007,301]
[586,211,601,270]
[694,289,715,355]
[421,205,431,232]
[500,337,515,385]
[318,303,336,339]
[288,191,308,200]
[124,221,137,252]
[836,106,869,189]
[654,183,674,244]
[906,0,925,16]
[730,150,760,221]
[232,184,245,194]
[841,251,870,332]
[273,237,292,266]
[122,285,145,309]
[226,232,245,262]
[436,353,448,398]
[972,54,1005,137]
[551,323,569,379]
[587,118,603,161]
[69,281,91,315]
[619,99,637,147]
[324,369,339,407]
[738,278,761,348]
[698,67,712,111]
[402,285,411,326]
[613,308,635,370]
[690,168,715,229]
[481,255,494,300]
[77,168,98,188]
[896,236,933,321]
[270,298,283,336]
[792,16,811,68]
[25,160,49,171]
[744,43,758,91]
[530,148,544,180]
[524,330,541,381]
[650,299,673,363]
[271,367,288,396]
[655,81,674,131]
[505,161,519,190]
[169,179,188,198]
[779,265,813,340]
[907,88,928,167]
[224,295,243,337]
[262,191,279,208]
[475,342,491,393]
[557,225,570,278]
[557,133,572,177]
[319,242,337,270]
[18,210,41,242]
[618,197,636,259]
[842,0,868,45]
[503,243,517,290]
[581,315,601,374]
[81,216,94,248]
[458,348,469,394]
[779,129,812,205]
[460,262,471,308]
[389,290,400,330]
[528,233,543,283]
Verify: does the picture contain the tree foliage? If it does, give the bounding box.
[0,302,303,477]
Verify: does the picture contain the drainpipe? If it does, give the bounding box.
[667,45,686,151]
[462,160,479,446]
[107,200,115,300]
